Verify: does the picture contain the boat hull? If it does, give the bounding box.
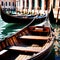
[31,43,54,60]
[1,9,46,23]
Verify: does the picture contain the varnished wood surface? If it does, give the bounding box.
[15,54,31,60]
[9,46,41,53]
[20,36,50,40]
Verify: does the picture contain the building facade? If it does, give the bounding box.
[15,0,60,14]
[0,0,16,10]
[0,0,60,16]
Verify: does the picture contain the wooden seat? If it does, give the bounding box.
[15,54,31,60]
[0,50,8,55]
[29,26,50,33]
[20,36,50,40]
[8,46,41,53]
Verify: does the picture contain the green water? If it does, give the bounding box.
[0,15,28,40]
[0,15,60,60]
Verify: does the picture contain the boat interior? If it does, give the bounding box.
[0,26,52,60]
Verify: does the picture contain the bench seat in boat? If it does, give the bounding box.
[15,54,31,60]
[0,49,8,55]
[29,27,50,33]
[8,46,41,53]
[19,36,50,40]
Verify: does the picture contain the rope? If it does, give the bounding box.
[21,14,39,30]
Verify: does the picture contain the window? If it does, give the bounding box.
[53,0,56,8]
[1,1,4,6]
[9,2,11,6]
[45,0,50,10]
[32,0,34,9]
[39,0,41,9]
[59,0,60,7]
[6,2,7,6]
[12,2,14,6]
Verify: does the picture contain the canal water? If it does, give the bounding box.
[0,15,60,60]
[0,15,28,40]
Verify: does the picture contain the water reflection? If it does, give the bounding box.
[2,23,26,35]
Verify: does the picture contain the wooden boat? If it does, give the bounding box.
[49,6,56,24]
[0,16,55,60]
[0,6,46,23]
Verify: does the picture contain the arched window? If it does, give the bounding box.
[45,0,48,10]
[59,0,60,7]
[53,0,56,8]
[1,1,4,6]
[32,0,34,9]
[9,2,11,6]
[6,2,7,6]
[45,0,50,10]
[39,0,42,9]
[12,2,14,6]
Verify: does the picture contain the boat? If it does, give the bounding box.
[49,6,56,24]
[0,5,46,23]
[0,15,55,60]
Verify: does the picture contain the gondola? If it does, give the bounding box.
[0,15,55,60]
[0,6,46,23]
[49,6,56,24]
